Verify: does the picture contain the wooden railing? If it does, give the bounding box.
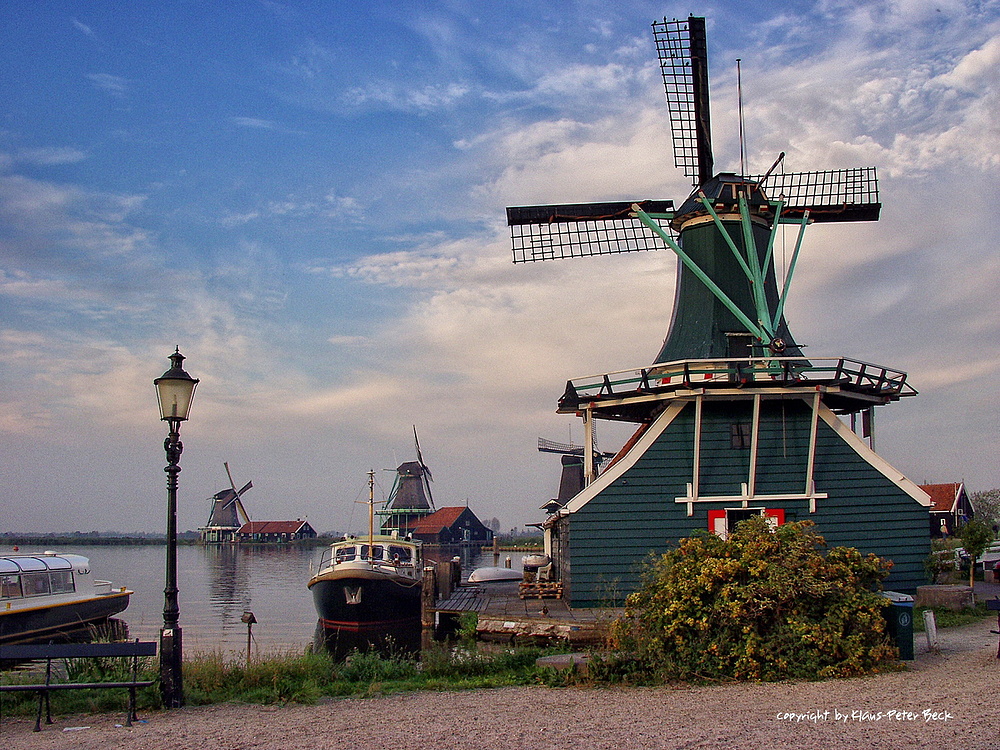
[559,356,915,407]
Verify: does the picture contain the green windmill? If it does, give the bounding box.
[509,17,930,606]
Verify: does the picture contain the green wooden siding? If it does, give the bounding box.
[564,398,930,607]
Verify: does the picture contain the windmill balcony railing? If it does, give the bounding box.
[558,356,915,409]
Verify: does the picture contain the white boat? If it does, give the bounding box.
[308,473,423,658]
[0,552,132,645]
[467,566,522,583]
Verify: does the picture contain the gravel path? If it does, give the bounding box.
[4,617,998,750]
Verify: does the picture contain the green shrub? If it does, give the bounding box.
[595,518,899,683]
[925,538,962,583]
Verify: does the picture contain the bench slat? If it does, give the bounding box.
[0,681,154,692]
[0,642,156,660]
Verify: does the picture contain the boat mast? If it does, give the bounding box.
[367,469,375,556]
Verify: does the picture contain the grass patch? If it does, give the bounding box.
[913,603,990,632]
[187,643,561,702]
[1,642,568,719]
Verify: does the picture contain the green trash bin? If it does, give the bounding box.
[881,591,914,660]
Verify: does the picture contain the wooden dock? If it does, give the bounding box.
[432,579,616,647]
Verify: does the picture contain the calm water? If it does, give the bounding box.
[13,544,497,656]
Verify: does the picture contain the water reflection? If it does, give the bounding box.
[203,544,253,639]
[8,543,501,656]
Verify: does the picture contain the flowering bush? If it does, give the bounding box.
[597,518,898,682]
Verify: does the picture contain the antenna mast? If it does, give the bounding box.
[737,58,746,180]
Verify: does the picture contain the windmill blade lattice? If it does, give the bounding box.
[653,16,713,187]
[508,200,674,263]
[755,167,881,223]
[224,461,252,525]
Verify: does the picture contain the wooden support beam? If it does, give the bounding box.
[420,566,436,653]
[806,391,821,512]
[583,408,595,486]
[748,393,761,499]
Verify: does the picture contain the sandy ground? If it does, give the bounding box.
[3,617,998,750]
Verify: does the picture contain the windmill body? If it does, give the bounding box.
[511,16,931,606]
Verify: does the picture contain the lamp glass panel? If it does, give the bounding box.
[156,379,197,421]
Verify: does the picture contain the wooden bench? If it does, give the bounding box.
[0,640,156,731]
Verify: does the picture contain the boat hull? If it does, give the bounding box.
[0,591,131,646]
[309,569,421,659]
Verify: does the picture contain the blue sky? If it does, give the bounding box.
[2,0,999,534]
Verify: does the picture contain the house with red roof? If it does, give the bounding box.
[408,506,494,545]
[237,519,317,543]
[919,482,974,538]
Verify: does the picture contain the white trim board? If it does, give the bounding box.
[560,401,688,515]
[817,403,931,507]
[557,396,930,517]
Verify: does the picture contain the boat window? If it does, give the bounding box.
[0,574,22,599]
[49,570,75,594]
[335,546,357,562]
[16,558,47,573]
[360,545,384,561]
[388,546,412,564]
[22,572,51,597]
[0,560,19,575]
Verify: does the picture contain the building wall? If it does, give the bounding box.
[562,398,930,607]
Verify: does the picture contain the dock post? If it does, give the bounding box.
[437,560,455,601]
[421,566,436,653]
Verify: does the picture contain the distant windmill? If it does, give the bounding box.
[538,437,616,513]
[412,426,435,511]
[377,427,436,534]
[203,462,252,537]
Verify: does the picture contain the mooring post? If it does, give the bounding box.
[421,566,436,652]
[437,560,454,601]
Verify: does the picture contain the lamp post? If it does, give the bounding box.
[154,347,199,709]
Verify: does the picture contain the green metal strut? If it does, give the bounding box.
[631,204,767,342]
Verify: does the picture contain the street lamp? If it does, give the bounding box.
[154,347,199,709]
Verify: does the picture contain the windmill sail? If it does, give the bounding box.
[413,426,434,510]
[506,15,882,361]
[653,16,713,186]
[508,200,673,263]
[753,167,880,222]
[224,461,252,525]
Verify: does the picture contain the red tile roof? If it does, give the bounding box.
[238,520,311,535]
[919,483,963,513]
[409,507,468,534]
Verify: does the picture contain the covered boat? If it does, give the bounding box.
[0,553,132,645]
[308,472,423,658]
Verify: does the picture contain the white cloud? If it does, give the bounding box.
[72,19,94,36]
[232,116,279,130]
[340,81,470,112]
[324,250,461,288]
[86,73,128,96]
[16,147,88,165]
[936,35,1000,91]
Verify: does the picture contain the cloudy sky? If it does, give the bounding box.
[2,0,998,535]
